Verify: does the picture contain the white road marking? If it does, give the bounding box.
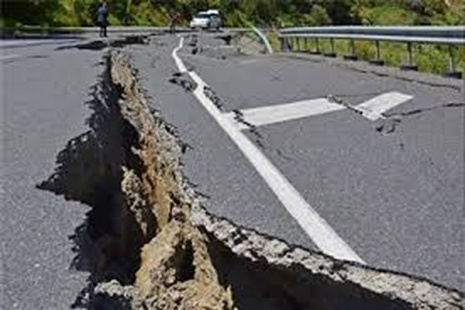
[173,37,365,263]
[238,59,260,65]
[356,92,414,121]
[225,98,345,128]
[0,54,21,61]
[226,92,413,128]
[172,37,188,73]
[0,40,50,48]
[0,39,80,49]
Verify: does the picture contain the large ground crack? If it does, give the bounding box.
[38,48,463,309]
[383,102,465,118]
[376,102,465,135]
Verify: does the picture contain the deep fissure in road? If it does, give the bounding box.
[37,48,463,309]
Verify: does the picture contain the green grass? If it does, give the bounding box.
[267,30,282,53]
[286,37,465,76]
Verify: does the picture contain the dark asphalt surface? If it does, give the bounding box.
[131,33,463,290]
[1,33,464,309]
[130,36,314,249]
[173,34,464,290]
[1,40,103,309]
[0,38,82,49]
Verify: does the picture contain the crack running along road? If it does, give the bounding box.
[172,36,364,264]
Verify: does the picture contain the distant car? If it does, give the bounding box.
[190,10,222,31]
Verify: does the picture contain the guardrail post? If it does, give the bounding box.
[444,45,462,79]
[285,37,291,52]
[401,42,418,71]
[343,39,358,61]
[280,37,288,52]
[369,40,384,66]
[324,38,337,57]
[279,26,464,76]
[310,38,321,55]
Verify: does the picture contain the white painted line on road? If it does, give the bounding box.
[0,54,21,61]
[0,39,80,49]
[356,92,414,121]
[225,92,413,128]
[225,98,346,128]
[223,114,250,130]
[173,37,365,264]
[172,37,188,73]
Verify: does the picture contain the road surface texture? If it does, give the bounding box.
[1,38,105,308]
[1,32,464,309]
[130,35,315,249]
[130,33,464,290]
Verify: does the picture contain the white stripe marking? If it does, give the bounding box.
[173,37,364,263]
[226,98,345,128]
[0,54,21,61]
[172,37,188,73]
[356,92,413,121]
[227,92,413,128]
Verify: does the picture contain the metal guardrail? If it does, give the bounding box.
[279,26,465,78]
[280,26,465,43]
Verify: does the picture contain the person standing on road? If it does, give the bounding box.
[169,10,180,34]
[96,0,109,38]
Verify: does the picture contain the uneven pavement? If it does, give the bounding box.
[130,35,315,251]
[131,33,464,290]
[1,33,464,309]
[1,41,101,308]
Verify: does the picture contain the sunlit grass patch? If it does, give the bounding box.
[284,36,464,76]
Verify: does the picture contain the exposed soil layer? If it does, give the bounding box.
[38,49,464,309]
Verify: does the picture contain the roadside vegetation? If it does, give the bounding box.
[3,0,464,28]
[2,0,464,75]
[280,36,465,75]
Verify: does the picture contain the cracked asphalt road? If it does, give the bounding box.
[1,33,464,308]
[135,34,464,290]
[130,35,315,250]
[1,39,102,309]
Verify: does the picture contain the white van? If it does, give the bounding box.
[190,10,222,31]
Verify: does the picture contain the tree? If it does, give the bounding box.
[322,0,357,25]
[308,4,332,25]
[1,0,461,28]
[1,0,60,26]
